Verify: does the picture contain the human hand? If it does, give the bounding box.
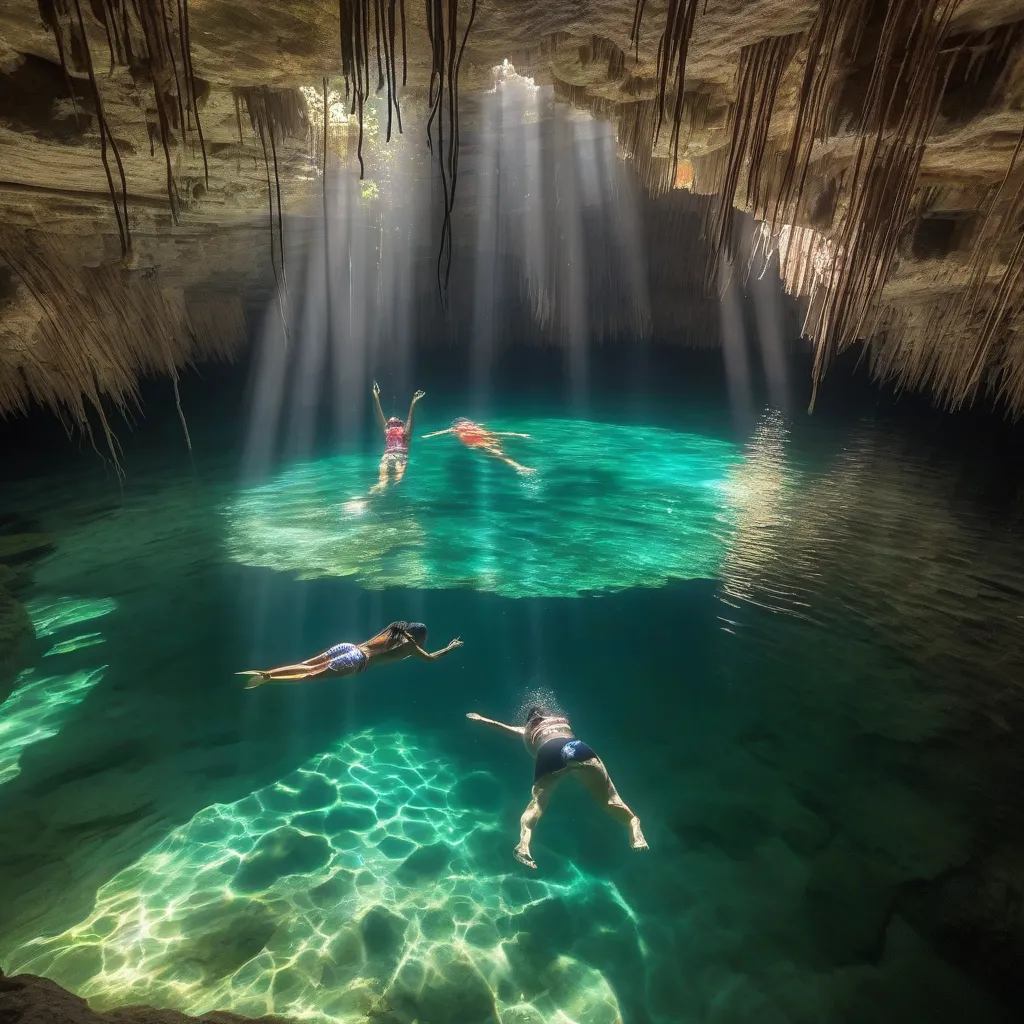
[448,637,463,650]
[465,712,483,721]
[372,380,380,396]
[413,390,426,402]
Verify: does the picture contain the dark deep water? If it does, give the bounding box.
[1,342,1024,1024]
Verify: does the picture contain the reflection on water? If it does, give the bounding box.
[723,412,1024,708]
[0,405,1022,1024]
[224,418,740,597]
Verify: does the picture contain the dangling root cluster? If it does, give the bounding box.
[425,0,479,296]
[0,228,245,467]
[708,33,802,270]
[337,0,408,177]
[38,0,209,248]
[631,0,703,166]
[235,87,308,336]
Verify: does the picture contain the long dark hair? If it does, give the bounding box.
[384,620,427,649]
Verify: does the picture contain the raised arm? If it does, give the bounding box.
[421,427,454,439]
[372,381,386,433]
[402,633,462,661]
[465,712,525,738]
[404,390,425,439]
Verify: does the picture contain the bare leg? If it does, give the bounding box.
[577,761,648,851]
[483,446,535,474]
[393,459,408,485]
[515,774,562,868]
[369,458,390,494]
[502,455,535,474]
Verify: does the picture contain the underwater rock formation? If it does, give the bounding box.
[0,970,293,1024]
[0,580,32,700]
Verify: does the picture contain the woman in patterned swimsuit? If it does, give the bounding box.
[238,622,462,688]
[370,381,425,493]
[465,705,647,868]
[422,418,535,474]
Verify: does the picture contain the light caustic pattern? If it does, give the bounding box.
[0,596,116,786]
[224,418,740,597]
[8,730,632,1024]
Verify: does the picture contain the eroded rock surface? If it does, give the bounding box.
[0,971,293,1024]
[4,2,1024,420]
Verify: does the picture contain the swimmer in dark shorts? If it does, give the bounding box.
[238,621,462,688]
[465,705,647,868]
[370,381,425,494]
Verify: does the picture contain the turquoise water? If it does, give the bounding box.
[1,403,1023,1023]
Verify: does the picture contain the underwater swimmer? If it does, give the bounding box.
[422,418,535,474]
[465,705,647,868]
[239,622,462,688]
[370,381,425,494]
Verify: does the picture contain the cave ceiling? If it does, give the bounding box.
[4,0,1024,425]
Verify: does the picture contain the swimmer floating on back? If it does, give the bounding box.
[422,418,535,474]
[465,705,647,868]
[371,381,425,493]
[239,621,462,688]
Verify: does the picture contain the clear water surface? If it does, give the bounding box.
[1,399,1022,1024]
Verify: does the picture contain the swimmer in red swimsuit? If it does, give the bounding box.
[422,418,535,474]
[370,381,424,493]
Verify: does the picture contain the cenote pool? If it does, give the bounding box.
[1,395,1023,1024]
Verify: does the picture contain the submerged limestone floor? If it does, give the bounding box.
[10,729,626,1023]
[1,410,1023,1023]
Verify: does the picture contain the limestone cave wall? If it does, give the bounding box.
[3,0,1024,426]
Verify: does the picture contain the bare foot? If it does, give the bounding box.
[630,820,648,850]
[514,845,537,869]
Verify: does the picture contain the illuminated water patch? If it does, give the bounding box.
[6,729,632,1024]
[0,596,116,786]
[223,418,740,597]
[27,596,119,639]
[0,667,106,785]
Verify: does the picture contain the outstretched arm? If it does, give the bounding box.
[404,390,425,440]
[372,381,386,433]
[465,712,525,738]
[402,634,463,661]
[493,431,531,438]
[421,427,454,439]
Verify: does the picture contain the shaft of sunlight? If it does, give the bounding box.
[719,256,755,435]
